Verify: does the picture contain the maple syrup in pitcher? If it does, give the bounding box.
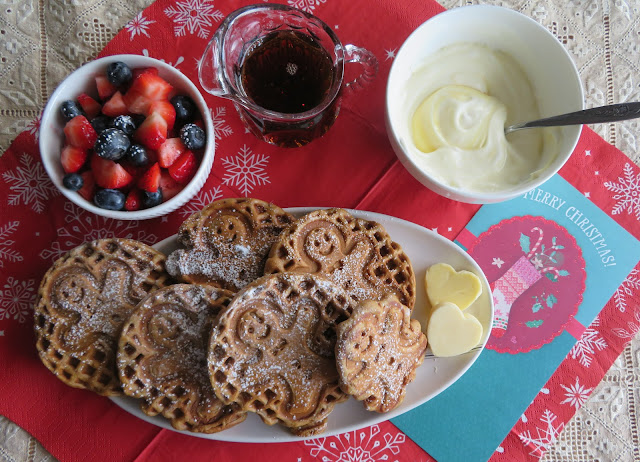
[238,30,340,147]
[199,4,378,147]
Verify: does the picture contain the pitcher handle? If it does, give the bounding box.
[343,44,379,92]
[198,36,229,97]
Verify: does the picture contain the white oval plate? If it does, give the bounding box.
[111,208,493,442]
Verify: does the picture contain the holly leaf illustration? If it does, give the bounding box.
[519,233,530,254]
[532,302,543,313]
[546,294,557,308]
[526,320,544,328]
[545,273,558,282]
[558,270,570,277]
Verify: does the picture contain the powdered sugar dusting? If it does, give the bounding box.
[336,297,427,412]
[209,273,351,426]
[267,209,415,308]
[51,259,142,348]
[168,229,280,291]
[122,284,240,430]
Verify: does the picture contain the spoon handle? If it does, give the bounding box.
[505,102,640,135]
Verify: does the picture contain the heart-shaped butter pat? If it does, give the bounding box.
[425,263,482,311]
[427,301,483,357]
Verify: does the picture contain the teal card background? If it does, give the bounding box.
[392,175,640,462]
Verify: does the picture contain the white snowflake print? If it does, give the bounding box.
[604,162,640,221]
[179,186,223,217]
[611,308,640,339]
[518,409,564,457]
[492,257,505,268]
[288,0,327,13]
[304,424,406,462]
[559,377,592,409]
[38,203,158,263]
[384,48,396,61]
[164,0,224,39]
[26,117,40,139]
[222,145,270,196]
[0,277,36,324]
[0,221,23,269]
[141,49,185,68]
[2,153,59,213]
[613,268,640,312]
[569,315,607,367]
[210,106,233,147]
[126,13,156,40]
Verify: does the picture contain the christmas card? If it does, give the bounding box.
[391,174,640,462]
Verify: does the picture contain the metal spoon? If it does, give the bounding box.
[504,102,640,136]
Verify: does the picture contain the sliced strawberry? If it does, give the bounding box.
[60,145,88,173]
[137,162,161,192]
[95,75,117,101]
[122,163,142,180]
[135,112,168,150]
[77,170,96,201]
[168,150,197,184]
[77,93,102,119]
[102,91,129,117]
[157,137,187,168]
[64,115,98,149]
[124,73,174,114]
[148,100,176,130]
[159,170,182,200]
[132,67,159,80]
[91,155,134,189]
[124,189,142,211]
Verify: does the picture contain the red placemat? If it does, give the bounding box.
[0,1,639,461]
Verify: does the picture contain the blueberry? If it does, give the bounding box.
[94,189,126,210]
[126,144,149,167]
[180,123,206,150]
[141,189,163,209]
[62,173,84,191]
[91,115,112,134]
[60,100,84,121]
[106,61,133,87]
[171,95,197,123]
[112,115,136,136]
[94,128,131,160]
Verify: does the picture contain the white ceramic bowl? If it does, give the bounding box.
[386,6,583,204]
[40,54,215,220]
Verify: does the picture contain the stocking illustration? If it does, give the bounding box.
[490,256,542,338]
[490,227,566,338]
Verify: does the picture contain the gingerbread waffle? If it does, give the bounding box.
[118,284,246,433]
[33,239,171,396]
[264,208,416,309]
[166,198,294,292]
[336,295,427,412]
[208,272,354,436]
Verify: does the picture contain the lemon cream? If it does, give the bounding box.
[406,43,559,192]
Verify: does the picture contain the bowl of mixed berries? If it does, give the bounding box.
[39,54,215,219]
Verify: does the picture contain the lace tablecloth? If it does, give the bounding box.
[0,0,638,461]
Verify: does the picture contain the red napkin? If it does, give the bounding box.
[1,1,639,461]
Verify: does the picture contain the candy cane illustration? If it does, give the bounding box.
[491,227,569,338]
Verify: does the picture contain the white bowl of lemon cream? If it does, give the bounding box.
[386,5,583,204]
